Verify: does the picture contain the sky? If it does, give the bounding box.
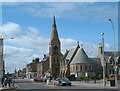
[0,0,119,73]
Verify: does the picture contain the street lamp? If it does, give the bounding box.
[0,37,14,77]
[101,32,106,87]
[108,19,117,87]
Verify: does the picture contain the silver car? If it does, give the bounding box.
[54,77,71,86]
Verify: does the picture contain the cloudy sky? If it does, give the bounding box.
[0,0,119,73]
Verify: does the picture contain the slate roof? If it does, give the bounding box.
[66,48,76,60]
[90,58,102,72]
[70,48,92,64]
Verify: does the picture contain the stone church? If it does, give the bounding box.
[37,16,102,78]
[37,16,62,78]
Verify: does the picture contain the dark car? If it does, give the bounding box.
[54,77,71,86]
[34,77,43,82]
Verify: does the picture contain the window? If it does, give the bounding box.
[85,65,87,71]
[73,66,75,71]
[89,65,91,71]
[55,68,57,71]
[80,66,82,71]
[76,66,78,71]
[70,66,72,71]
[109,69,111,74]
[54,46,58,55]
[54,58,58,63]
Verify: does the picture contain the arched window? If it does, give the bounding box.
[54,46,58,55]
[85,65,87,71]
[54,58,58,63]
[80,65,82,71]
[89,65,91,71]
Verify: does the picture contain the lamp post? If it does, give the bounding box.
[101,32,106,87]
[108,19,117,87]
[0,37,14,77]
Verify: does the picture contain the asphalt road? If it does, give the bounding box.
[1,79,119,91]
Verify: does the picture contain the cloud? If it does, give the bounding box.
[11,2,117,23]
[1,22,22,37]
[2,2,118,26]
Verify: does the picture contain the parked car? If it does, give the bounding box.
[34,77,43,82]
[54,77,71,86]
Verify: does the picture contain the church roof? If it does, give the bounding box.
[70,48,92,64]
[90,58,102,72]
[66,48,76,60]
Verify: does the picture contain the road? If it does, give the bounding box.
[1,79,119,91]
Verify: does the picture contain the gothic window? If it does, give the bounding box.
[109,69,112,74]
[55,68,57,71]
[80,66,82,71]
[89,65,91,71]
[76,66,78,71]
[73,65,75,71]
[54,46,58,55]
[85,65,87,71]
[54,58,58,63]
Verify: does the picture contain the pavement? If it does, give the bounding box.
[0,82,18,90]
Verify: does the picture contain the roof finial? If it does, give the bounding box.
[52,15,56,28]
[77,41,80,48]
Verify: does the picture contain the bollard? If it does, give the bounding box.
[46,79,49,85]
[12,81,15,87]
[52,77,54,86]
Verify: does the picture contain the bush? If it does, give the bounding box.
[77,77,84,81]
[96,73,103,80]
[67,75,76,81]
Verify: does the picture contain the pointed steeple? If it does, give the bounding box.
[52,16,56,28]
[50,16,60,45]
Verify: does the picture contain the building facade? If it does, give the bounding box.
[26,58,39,79]
[60,43,102,78]
[98,43,120,76]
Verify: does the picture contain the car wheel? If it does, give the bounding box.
[59,82,62,86]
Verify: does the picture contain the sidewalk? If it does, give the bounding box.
[71,80,118,89]
[0,83,18,90]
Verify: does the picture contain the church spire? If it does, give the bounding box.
[52,16,56,28]
[50,16,60,45]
